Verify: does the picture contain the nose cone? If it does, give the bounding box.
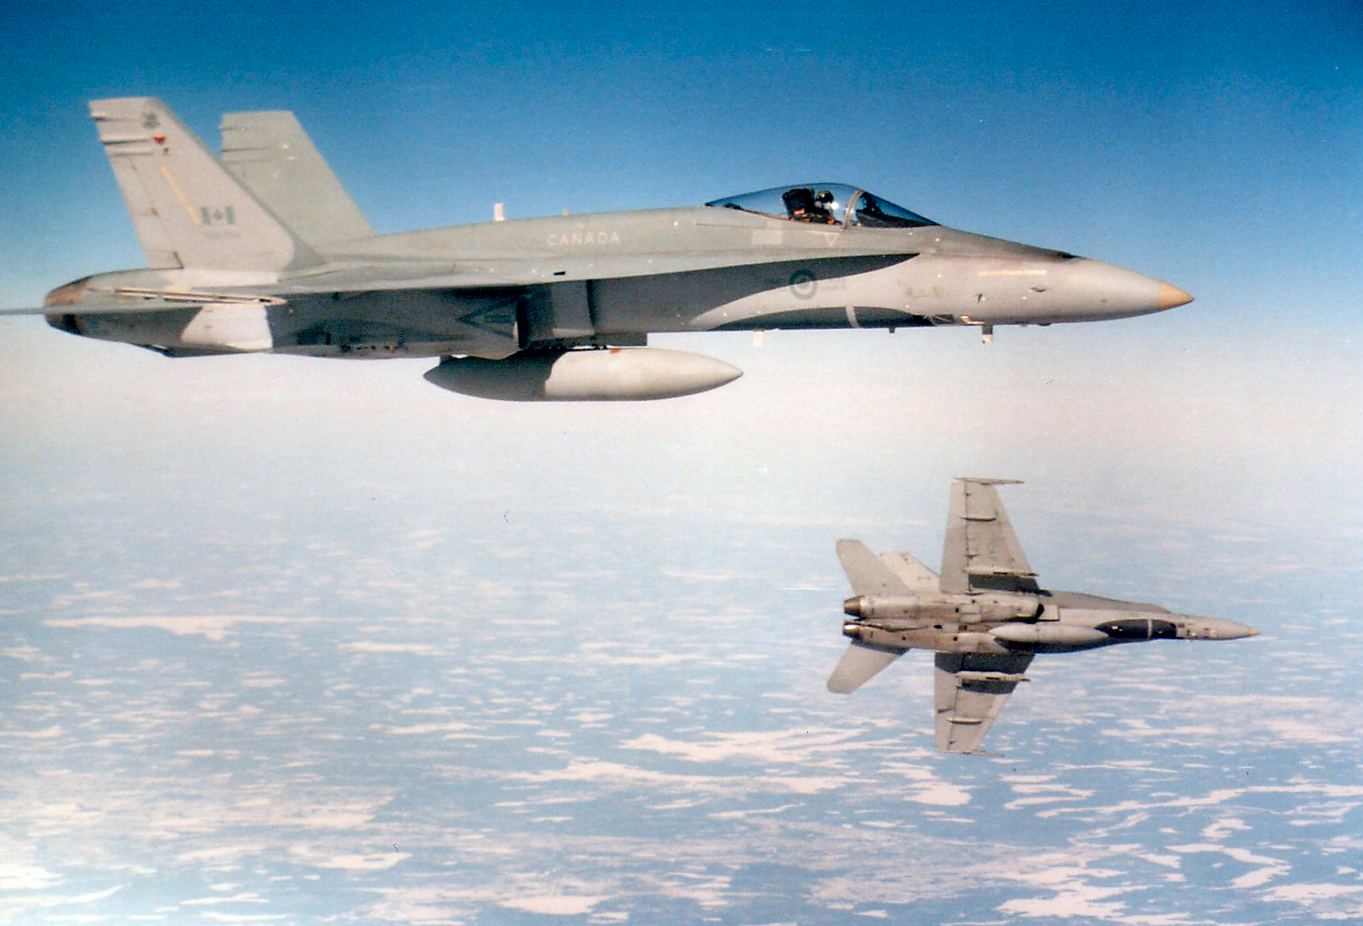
[1183,616,1259,640]
[1058,259,1194,321]
[1213,619,1259,640]
[1157,283,1194,310]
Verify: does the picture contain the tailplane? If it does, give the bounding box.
[836,539,912,597]
[827,641,905,693]
[89,97,319,272]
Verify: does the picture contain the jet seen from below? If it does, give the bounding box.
[828,479,1257,753]
[6,98,1193,401]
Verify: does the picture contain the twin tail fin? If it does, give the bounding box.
[89,97,330,272]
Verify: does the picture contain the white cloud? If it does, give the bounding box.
[0,861,62,890]
[510,758,852,797]
[287,844,406,871]
[622,727,860,764]
[907,781,971,807]
[371,722,471,735]
[1167,843,1290,889]
[0,725,62,739]
[181,892,268,906]
[42,615,316,641]
[1261,882,1363,921]
[342,641,442,655]
[500,894,609,916]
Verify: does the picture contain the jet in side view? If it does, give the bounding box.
[827,478,1257,753]
[6,98,1193,401]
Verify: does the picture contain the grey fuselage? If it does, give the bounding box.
[842,589,1256,656]
[46,204,1187,358]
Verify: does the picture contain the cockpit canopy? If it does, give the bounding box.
[705,183,936,228]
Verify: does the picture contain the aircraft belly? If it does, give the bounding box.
[265,291,519,358]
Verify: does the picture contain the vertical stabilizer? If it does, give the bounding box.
[221,111,375,249]
[88,97,318,271]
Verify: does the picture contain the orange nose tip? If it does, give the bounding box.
[1157,283,1194,310]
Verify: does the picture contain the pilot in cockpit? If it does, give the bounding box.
[782,187,837,224]
[813,189,836,222]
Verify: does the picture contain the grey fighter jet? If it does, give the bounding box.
[6,98,1194,401]
[828,479,1257,753]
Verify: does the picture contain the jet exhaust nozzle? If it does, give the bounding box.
[424,348,742,401]
[843,596,866,618]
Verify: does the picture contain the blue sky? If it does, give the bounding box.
[2,1,1358,302]
[1,0,1360,533]
[0,0,1358,495]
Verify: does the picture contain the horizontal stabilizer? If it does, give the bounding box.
[827,641,906,694]
[879,551,940,593]
[837,539,911,596]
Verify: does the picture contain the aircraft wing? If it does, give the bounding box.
[933,652,1034,753]
[939,477,1039,595]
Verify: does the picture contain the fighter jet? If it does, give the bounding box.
[4,98,1194,401]
[828,478,1257,753]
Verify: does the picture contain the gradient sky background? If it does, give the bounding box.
[2,1,1352,493]
[1,1,1361,922]
[2,0,1359,535]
